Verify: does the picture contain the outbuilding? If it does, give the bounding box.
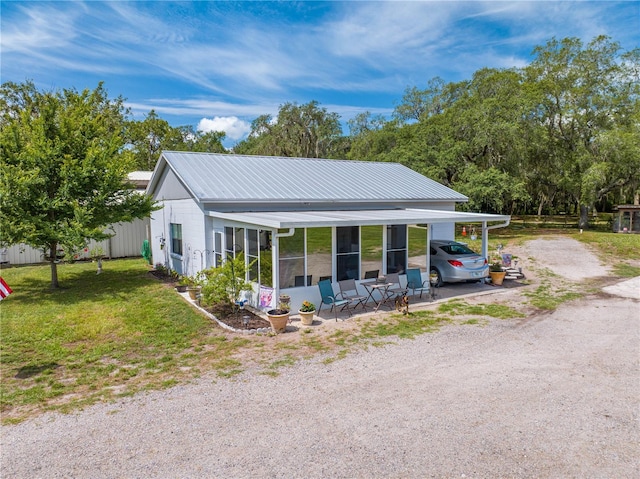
[146,151,510,311]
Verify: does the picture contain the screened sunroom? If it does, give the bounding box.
[205,208,510,311]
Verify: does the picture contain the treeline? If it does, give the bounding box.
[2,36,639,229]
[237,36,639,229]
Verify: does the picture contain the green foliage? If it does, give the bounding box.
[199,254,254,307]
[125,110,226,170]
[299,300,316,312]
[234,100,343,158]
[0,81,157,288]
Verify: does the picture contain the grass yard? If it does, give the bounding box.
[0,259,252,424]
[1,227,638,424]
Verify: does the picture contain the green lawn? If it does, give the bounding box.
[2,226,638,424]
[0,259,249,423]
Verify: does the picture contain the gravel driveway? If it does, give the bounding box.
[2,237,639,478]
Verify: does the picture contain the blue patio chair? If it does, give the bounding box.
[406,268,430,299]
[318,279,351,321]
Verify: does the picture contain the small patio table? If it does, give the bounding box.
[361,280,394,312]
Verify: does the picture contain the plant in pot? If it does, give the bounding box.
[488,259,506,286]
[184,274,203,300]
[176,275,189,293]
[298,300,316,326]
[267,294,291,334]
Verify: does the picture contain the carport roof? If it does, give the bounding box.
[206,208,510,229]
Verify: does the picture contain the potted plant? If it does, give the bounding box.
[267,294,291,333]
[176,275,189,293]
[489,259,506,286]
[184,274,203,300]
[298,300,316,326]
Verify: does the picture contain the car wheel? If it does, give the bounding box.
[429,267,443,287]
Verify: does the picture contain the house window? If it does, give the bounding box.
[247,229,259,282]
[307,227,332,284]
[279,229,304,288]
[170,223,183,256]
[361,225,383,279]
[337,226,359,281]
[386,224,407,274]
[214,231,222,267]
[259,230,272,287]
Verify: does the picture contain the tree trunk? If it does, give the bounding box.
[48,242,60,289]
[578,204,590,230]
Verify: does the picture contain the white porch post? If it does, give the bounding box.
[272,235,279,306]
[481,221,489,261]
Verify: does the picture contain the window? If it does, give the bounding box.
[337,226,359,281]
[247,229,259,281]
[279,229,304,288]
[361,225,383,279]
[307,227,332,284]
[386,224,407,274]
[170,223,183,256]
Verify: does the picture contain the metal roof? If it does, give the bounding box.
[154,151,467,203]
[206,208,510,229]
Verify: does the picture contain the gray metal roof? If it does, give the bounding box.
[153,151,467,203]
[207,208,510,229]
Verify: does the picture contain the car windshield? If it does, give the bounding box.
[439,244,477,255]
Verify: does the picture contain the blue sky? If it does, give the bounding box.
[2,1,639,146]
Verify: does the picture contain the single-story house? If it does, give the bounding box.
[146,151,510,311]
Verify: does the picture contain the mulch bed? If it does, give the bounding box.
[149,269,271,331]
[204,303,271,331]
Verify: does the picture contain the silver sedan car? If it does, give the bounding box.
[429,240,488,286]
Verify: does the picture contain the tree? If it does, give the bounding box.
[0,81,156,288]
[234,101,342,158]
[125,112,227,170]
[525,36,640,228]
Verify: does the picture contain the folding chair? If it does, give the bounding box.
[405,268,430,299]
[385,272,408,297]
[294,275,312,287]
[337,279,369,311]
[364,270,379,279]
[318,279,351,321]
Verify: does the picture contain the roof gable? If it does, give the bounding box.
[148,151,467,204]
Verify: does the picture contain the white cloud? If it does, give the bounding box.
[197,116,251,140]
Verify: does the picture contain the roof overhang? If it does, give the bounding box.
[206,208,510,229]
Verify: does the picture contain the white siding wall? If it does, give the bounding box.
[1,218,150,265]
[149,199,206,276]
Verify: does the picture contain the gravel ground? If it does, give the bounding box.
[2,237,639,478]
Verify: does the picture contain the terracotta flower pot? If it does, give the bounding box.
[298,310,315,326]
[266,310,290,333]
[489,271,506,286]
[186,286,201,300]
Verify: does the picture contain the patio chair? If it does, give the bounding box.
[385,272,408,297]
[294,275,312,287]
[406,268,430,299]
[318,279,351,321]
[337,279,369,311]
[364,270,379,279]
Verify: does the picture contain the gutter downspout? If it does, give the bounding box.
[272,228,296,308]
[481,219,511,263]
